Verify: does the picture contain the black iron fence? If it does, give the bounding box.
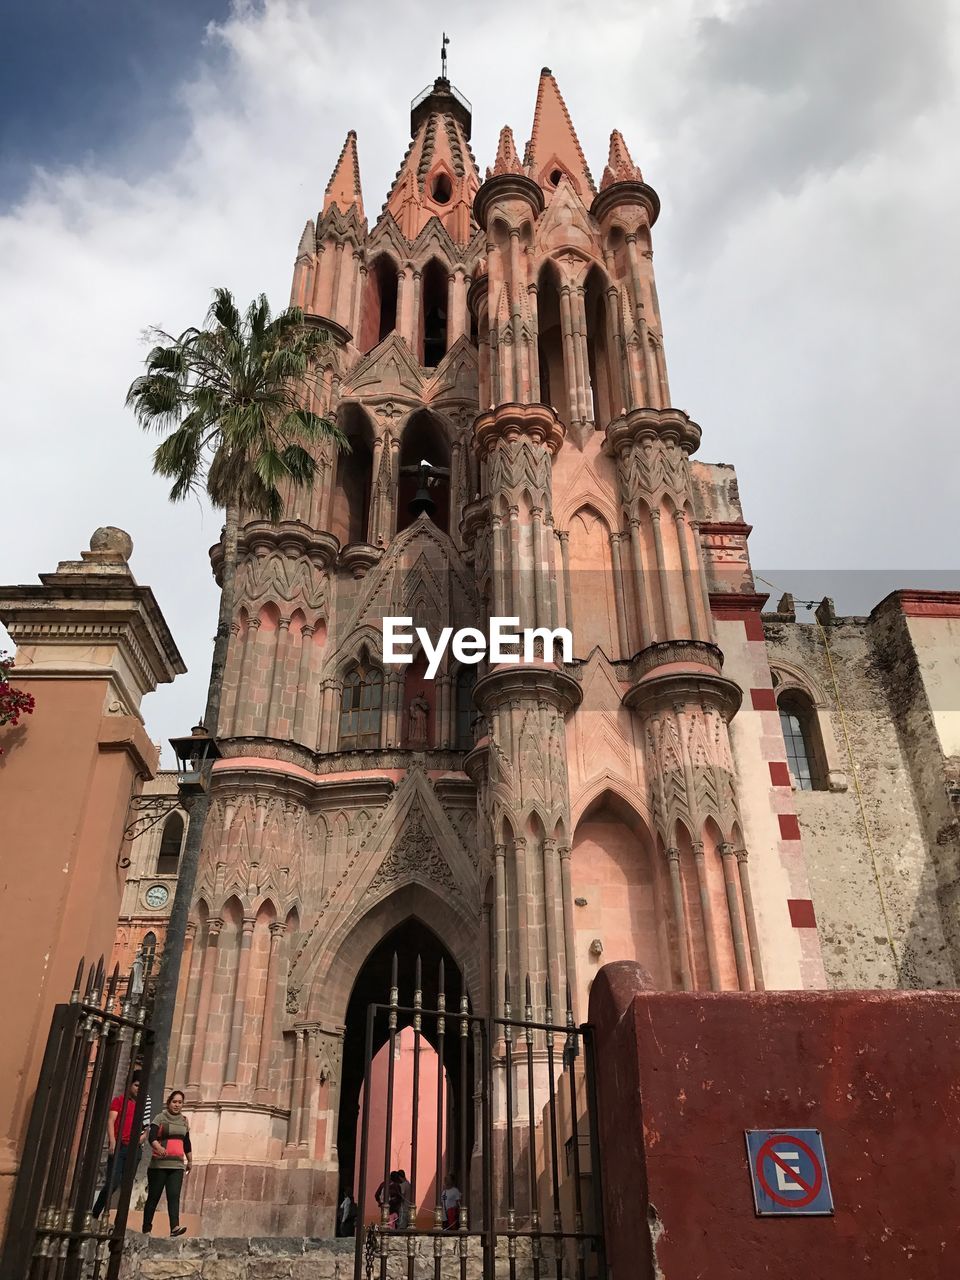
[355,957,606,1280]
[1,958,154,1280]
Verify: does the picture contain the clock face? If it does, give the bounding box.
[145,884,169,910]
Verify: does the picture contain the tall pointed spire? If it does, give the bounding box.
[524,67,594,200]
[600,129,643,190]
[323,130,364,218]
[487,125,524,179]
[380,78,480,244]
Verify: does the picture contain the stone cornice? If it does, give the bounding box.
[0,583,185,695]
[699,520,753,538]
[303,314,352,345]
[473,402,565,457]
[604,406,701,457]
[473,173,545,229]
[709,592,770,618]
[628,640,724,681]
[871,589,960,621]
[339,542,382,578]
[590,179,661,227]
[98,715,160,780]
[623,668,743,721]
[210,522,340,585]
[473,662,583,715]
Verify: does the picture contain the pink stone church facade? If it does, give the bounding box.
[116,69,960,1237]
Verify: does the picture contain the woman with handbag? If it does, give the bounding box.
[142,1090,192,1237]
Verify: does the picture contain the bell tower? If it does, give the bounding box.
[176,63,819,1238]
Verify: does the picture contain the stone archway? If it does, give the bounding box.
[335,915,474,1227]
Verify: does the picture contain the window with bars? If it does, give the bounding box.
[339,661,383,750]
[777,690,825,791]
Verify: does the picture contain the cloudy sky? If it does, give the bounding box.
[2,0,958,758]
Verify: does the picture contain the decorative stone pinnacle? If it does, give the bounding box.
[85,526,133,564]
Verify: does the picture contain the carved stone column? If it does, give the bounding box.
[255,923,286,1096]
[188,918,223,1094]
[223,917,256,1088]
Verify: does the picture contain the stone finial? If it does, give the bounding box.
[84,526,133,564]
[600,129,643,190]
[487,125,524,178]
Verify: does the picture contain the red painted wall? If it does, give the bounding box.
[589,962,960,1280]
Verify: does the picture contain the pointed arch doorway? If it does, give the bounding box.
[337,917,472,1229]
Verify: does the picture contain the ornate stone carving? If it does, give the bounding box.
[367,800,460,896]
[486,437,553,505]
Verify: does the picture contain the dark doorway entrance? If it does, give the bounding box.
[336,918,470,1215]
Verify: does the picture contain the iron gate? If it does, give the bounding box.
[0,958,154,1280]
[354,956,606,1280]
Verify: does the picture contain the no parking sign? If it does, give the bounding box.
[745,1129,834,1216]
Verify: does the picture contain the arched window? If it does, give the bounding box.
[358,254,398,352]
[585,265,614,427]
[156,813,184,875]
[420,258,449,368]
[332,404,374,546]
[339,659,383,750]
[141,931,158,977]
[455,668,477,750]
[778,690,825,791]
[397,410,451,534]
[537,262,566,424]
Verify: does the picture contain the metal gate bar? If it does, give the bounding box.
[354,956,607,1280]
[0,957,154,1280]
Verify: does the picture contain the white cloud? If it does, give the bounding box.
[2,0,958,756]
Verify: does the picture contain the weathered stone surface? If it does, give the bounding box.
[121,1237,533,1280]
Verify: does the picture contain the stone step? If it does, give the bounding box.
[120,1234,548,1279]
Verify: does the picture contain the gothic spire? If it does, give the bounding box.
[323,130,364,218]
[295,218,315,260]
[379,78,480,244]
[486,125,524,179]
[600,129,644,190]
[524,67,595,200]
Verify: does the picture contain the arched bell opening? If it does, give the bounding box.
[419,258,449,369]
[585,264,614,428]
[336,917,472,1229]
[397,410,451,534]
[536,261,566,427]
[359,253,399,353]
[331,403,374,546]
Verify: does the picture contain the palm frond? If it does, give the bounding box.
[130,287,344,521]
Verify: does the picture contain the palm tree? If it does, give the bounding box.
[127,287,344,1095]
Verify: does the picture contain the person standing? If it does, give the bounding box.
[338,1189,356,1237]
[441,1173,461,1229]
[396,1169,411,1230]
[142,1090,192,1237]
[92,1072,145,1219]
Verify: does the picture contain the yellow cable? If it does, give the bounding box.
[756,576,901,982]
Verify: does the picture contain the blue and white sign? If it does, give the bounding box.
[745,1129,834,1216]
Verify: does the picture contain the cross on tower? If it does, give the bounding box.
[441,32,449,80]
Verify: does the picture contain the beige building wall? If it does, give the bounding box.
[761,601,956,989]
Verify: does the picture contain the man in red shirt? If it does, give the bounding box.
[92,1072,146,1219]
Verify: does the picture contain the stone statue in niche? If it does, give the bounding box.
[408,694,430,747]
